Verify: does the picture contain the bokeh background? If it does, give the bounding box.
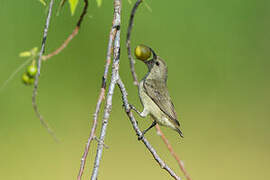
[0,0,270,179]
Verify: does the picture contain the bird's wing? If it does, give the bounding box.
[143,79,180,127]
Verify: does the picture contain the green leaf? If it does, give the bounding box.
[39,0,47,6]
[68,0,79,15]
[19,47,38,58]
[19,51,32,58]
[96,0,102,7]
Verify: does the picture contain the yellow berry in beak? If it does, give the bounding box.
[134,45,151,61]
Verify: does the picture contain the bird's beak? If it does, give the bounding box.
[144,59,155,70]
[143,59,154,64]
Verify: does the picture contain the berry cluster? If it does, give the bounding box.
[22,64,37,85]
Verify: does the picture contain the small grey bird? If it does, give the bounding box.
[131,46,184,140]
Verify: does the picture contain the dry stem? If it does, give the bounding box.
[32,0,59,142]
[126,0,142,85]
[156,125,191,180]
[77,8,119,180]
[90,0,121,178]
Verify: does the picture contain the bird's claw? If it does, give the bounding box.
[129,104,135,110]
[138,134,144,141]
[125,104,134,113]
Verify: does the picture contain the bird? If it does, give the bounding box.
[131,45,184,140]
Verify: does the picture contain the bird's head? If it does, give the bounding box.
[144,56,167,81]
[134,45,168,81]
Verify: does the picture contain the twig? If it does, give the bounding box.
[77,14,118,180]
[42,0,89,61]
[156,125,192,180]
[90,1,121,179]
[76,0,89,28]
[126,0,142,86]
[42,27,78,60]
[117,78,181,180]
[32,0,59,142]
[126,1,192,179]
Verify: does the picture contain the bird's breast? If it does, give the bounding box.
[138,81,175,129]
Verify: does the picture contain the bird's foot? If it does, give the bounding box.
[129,104,135,110]
[138,135,144,141]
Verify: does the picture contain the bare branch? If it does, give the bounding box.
[90,0,121,179]
[42,0,89,61]
[32,0,59,142]
[126,0,142,86]
[76,0,89,28]
[156,125,192,180]
[42,27,78,61]
[77,15,118,180]
[117,78,181,180]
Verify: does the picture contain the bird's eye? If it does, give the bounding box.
[155,61,160,66]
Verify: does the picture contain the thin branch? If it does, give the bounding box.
[117,78,181,180]
[32,0,59,142]
[156,125,192,180]
[42,0,89,61]
[77,16,118,180]
[76,0,89,28]
[90,1,121,179]
[42,27,78,60]
[126,0,142,86]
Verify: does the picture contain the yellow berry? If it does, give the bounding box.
[134,45,151,61]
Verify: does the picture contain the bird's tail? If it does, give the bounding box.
[175,128,184,138]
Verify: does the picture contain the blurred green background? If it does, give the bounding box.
[1,0,270,179]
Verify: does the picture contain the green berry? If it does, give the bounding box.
[29,77,35,84]
[134,45,151,61]
[22,72,34,85]
[27,64,37,77]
